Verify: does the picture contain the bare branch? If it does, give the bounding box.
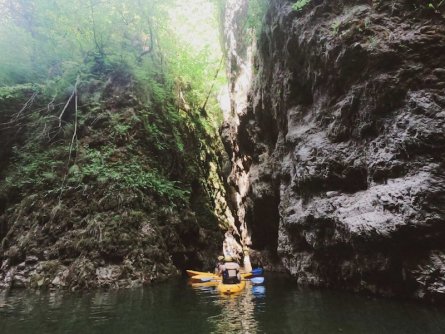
[13,91,37,120]
[68,84,79,160]
[201,56,224,113]
[58,76,80,127]
[58,77,80,202]
[47,94,56,112]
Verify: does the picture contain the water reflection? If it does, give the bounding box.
[1,276,445,334]
[207,282,262,334]
[189,278,264,333]
[252,285,265,298]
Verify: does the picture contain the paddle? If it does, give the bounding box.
[251,268,264,276]
[197,277,217,282]
[194,276,265,285]
[250,277,265,285]
[191,274,220,281]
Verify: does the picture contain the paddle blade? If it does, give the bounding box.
[191,274,219,280]
[251,268,264,276]
[191,274,220,282]
[251,277,265,285]
[198,277,213,282]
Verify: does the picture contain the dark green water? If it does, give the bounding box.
[1,275,444,334]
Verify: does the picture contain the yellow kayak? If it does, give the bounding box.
[186,270,218,278]
[186,270,252,280]
[217,280,246,295]
[189,281,219,288]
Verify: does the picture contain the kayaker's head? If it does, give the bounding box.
[224,256,233,262]
[217,255,224,261]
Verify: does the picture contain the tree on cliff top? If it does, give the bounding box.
[0,0,225,119]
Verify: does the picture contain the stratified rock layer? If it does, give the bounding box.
[228,0,445,302]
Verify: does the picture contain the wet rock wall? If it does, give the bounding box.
[225,0,445,302]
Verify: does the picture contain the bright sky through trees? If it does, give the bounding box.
[0,0,225,95]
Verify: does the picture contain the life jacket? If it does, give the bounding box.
[222,262,240,284]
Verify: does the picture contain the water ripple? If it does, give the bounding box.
[1,275,445,334]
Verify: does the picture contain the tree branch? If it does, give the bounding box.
[58,77,80,202]
[13,91,37,120]
[201,57,224,113]
[58,76,80,127]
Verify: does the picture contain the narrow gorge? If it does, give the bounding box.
[0,0,444,307]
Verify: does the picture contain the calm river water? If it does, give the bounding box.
[1,274,444,333]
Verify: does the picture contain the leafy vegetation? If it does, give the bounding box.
[0,0,231,227]
[415,0,445,10]
[292,0,311,11]
[246,0,270,40]
[331,19,342,35]
[426,0,445,11]
[78,147,190,204]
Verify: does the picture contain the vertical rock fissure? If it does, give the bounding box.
[220,0,282,268]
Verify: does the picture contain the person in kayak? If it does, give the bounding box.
[214,255,225,274]
[218,256,241,284]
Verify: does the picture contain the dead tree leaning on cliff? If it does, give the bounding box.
[57,75,80,204]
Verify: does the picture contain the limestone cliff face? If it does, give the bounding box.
[225,0,445,302]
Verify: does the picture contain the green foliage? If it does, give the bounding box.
[368,36,379,49]
[410,0,445,11]
[0,84,35,100]
[246,0,269,40]
[427,0,445,10]
[2,145,66,190]
[0,84,38,111]
[292,0,311,11]
[144,120,168,151]
[79,147,189,204]
[113,123,131,136]
[0,0,230,227]
[0,0,225,104]
[331,19,341,35]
